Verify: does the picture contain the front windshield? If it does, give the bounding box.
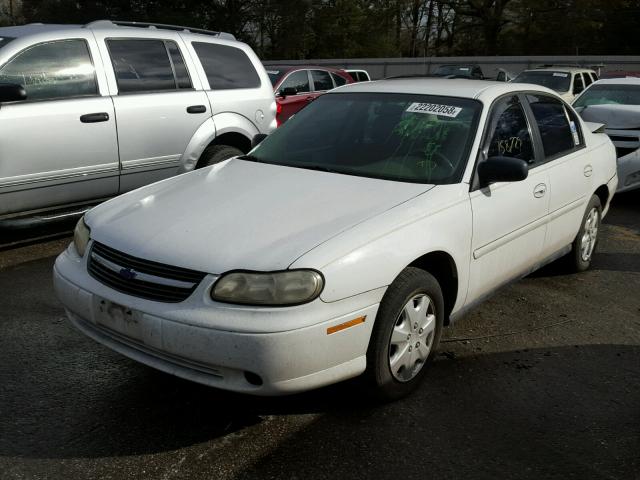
[245,92,481,184]
[513,71,571,92]
[573,84,640,107]
[435,65,472,77]
[0,37,14,50]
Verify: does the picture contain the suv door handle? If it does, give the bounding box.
[186,105,207,114]
[533,183,547,198]
[80,112,109,123]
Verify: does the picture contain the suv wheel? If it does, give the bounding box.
[569,194,602,272]
[366,267,444,401]
[198,145,244,168]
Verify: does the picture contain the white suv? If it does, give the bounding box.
[54,79,617,399]
[513,67,599,103]
[0,21,276,222]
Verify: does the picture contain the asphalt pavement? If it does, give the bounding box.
[0,191,638,480]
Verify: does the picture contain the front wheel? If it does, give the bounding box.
[569,194,602,272]
[366,267,444,401]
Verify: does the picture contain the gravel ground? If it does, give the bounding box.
[0,191,638,480]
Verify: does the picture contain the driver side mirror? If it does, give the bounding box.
[278,87,298,99]
[0,83,27,103]
[478,156,529,187]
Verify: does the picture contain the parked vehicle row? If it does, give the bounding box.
[0,20,276,222]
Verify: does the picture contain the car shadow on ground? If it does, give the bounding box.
[0,343,638,480]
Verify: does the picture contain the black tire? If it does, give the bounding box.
[568,194,602,272]
[198,145,244,168]
[366,267,444,401]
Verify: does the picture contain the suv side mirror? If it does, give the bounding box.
[0,83,27,103]
[278,87,298,98]
[478,156,528,186]
[251,133,268,149]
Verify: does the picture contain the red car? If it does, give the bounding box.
[266,66,353,125]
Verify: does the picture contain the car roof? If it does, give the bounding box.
[332,78,557,102]
[0,21,238,42]
[522,67,595,73]
[592,77,640,85]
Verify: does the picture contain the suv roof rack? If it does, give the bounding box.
[84,20,236,40]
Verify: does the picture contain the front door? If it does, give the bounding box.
[0,37,118,216]
[467,94,550,303]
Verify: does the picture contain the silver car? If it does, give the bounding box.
[0,21,276,222]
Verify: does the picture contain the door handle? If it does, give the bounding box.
[186,105,207,114]
[80,112,109,123]
[533,183,547,198]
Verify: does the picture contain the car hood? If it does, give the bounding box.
[87,160,434,273]
[579,104,640,129]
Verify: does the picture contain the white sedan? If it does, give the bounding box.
[54,79,617,400]
[573,77,640,192]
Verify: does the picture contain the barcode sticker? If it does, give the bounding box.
[406,102,462,117]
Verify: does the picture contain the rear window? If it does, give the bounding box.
[192,42,261,90]
[514,71,571,92]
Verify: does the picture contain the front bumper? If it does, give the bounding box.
[54,246,382,395]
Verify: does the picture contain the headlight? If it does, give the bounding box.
[211,270,324,306]
[73,217,90,257]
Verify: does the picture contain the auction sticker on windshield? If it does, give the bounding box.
[406,103,462,117]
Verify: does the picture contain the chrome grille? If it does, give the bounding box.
[88,242,206,302]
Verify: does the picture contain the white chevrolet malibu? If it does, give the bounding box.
[54,79,618,399]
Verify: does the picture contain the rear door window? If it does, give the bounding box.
[527,94,582,159]
[330,72,347,87]
[573,73,585,95]
[311,70,334,92]
[583,72,593,87]
[165,41,192,89]
[192,42,261,90]
[0,39,97,101]
[107,39,177,93]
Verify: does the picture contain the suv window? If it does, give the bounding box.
[311,70,333,91]
[330,72,348,87]
[107,39,181,93]
[486,95,535,164]
[583,72,593,87]
[192,42,260,90]
[527,94,581,158]
[280,70,310,93]
[573,73,585,95]
[0,39,97,101]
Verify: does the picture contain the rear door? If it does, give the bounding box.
[94,33,210,192]
[0,35,118,216]
[467,94,550,303]
[524,94,592,258]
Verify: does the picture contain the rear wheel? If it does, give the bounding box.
[198,145,243,168]
[568,194,602,272]
[366,267,444,401]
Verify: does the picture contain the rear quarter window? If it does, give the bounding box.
[192,42,261,90]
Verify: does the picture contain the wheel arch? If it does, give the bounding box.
[407,250,459,325]
[594,184,610,210]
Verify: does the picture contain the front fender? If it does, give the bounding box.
[179,113,260,173]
